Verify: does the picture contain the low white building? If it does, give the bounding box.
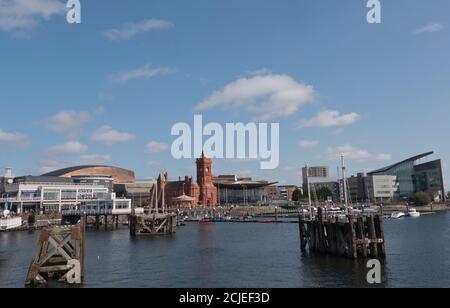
[0,176,131,215]
[366,175,399,202]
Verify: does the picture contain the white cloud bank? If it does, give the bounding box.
[0,0,64,33]
[47,141,88,154]
[46,110,91,139]
[298,110,360,129]
[415,23,444,34]
[91,126,135,146]
[103,19,173,41]
[111,64,173,84]
[146,141,169,154]
[320,144,391,162]
[195,74,315,120]
[299,140,319,149]
[0,128,28,145]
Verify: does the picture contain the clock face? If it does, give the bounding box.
[7,179,13,184]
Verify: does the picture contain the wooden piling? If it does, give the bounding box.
[298,209,385,259]
[25,218,85,287]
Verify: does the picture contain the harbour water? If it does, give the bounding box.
[1,212,449,288]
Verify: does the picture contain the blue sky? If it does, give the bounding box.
[0,0,449,189]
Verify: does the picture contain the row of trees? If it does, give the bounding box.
[292,187,333,202]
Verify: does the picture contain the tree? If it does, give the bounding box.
[292,188,302,202]
[413,192,431,206]
[316,187,333,201]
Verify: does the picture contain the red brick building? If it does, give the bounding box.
[156,153,217,208]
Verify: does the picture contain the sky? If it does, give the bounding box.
[0,0,449,189]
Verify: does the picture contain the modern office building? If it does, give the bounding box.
[368,152,445,202]
[278,185,299,201]
[302,166,330,185]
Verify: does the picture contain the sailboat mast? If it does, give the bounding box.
[341,154,348,211]
[306,163,313,218]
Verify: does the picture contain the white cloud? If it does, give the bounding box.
[246,68,272,76]
[146,141,169,154]
[0,0,65,33]
[46,141,88,154]
[91,126,135,146]
[0,128,28,145]
[46,110,91,139]
[298,110,360,129]
[111,64,173,84]
[299,140,319,149]
[415,23,444,34]
[77,154,112,165]
[145,161,161,168]
[195,74,315,120]
[103,19,173,41]
[320,144,391,162]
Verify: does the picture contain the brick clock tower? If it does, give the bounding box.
[196,152,218,207]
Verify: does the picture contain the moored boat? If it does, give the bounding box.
[0,210,23,231]
[391,211,406,219]
[408,208,421,218]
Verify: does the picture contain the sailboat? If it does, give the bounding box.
[0,210,22,231]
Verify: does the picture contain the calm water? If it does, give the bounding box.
[1,212,450,288]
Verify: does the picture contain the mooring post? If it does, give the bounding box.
[374,215,386,257]
[367,215,378,258]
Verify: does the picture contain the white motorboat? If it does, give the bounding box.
[0,210,22,231]
[391,211,406,219]
[408,208,421,218]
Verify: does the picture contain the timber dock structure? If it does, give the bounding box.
[299,207,385,259]
[25,218,86,287]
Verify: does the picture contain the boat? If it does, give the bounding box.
[408,208,421,218]
[391,212,407,219]
[199,219,212,223]
[256,220,274,223]
[0,210,23,231]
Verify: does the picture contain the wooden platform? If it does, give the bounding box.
[299,208,385,259]
[130,212,177,236]
[24,218,85,287]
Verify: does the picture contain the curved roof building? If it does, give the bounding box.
[42,165,135,183]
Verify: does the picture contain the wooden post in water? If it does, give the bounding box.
[25,217,85,287]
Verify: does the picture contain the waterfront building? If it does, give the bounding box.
[155,153,217,208]
[368,152,445,202]
[278,185,300,201]
[214,175,277,205]
[114,179,156,207]
[42,165,135,184]
[0,174,130,214]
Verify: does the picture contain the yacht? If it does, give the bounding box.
[408,208,421,218]
[0,210,23,231]
[391,211,407,219]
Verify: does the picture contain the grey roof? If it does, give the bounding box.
[368,152,434,175]
[41,165,133,177]
[14,176,73,184]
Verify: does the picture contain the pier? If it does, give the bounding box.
[24,218,86,287]
[299,208,385,259]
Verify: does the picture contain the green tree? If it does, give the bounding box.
[413,192,431,206]
[316,187,333,201]
[292,188,302,202]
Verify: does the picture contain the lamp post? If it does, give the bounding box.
[275,206,278,223]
